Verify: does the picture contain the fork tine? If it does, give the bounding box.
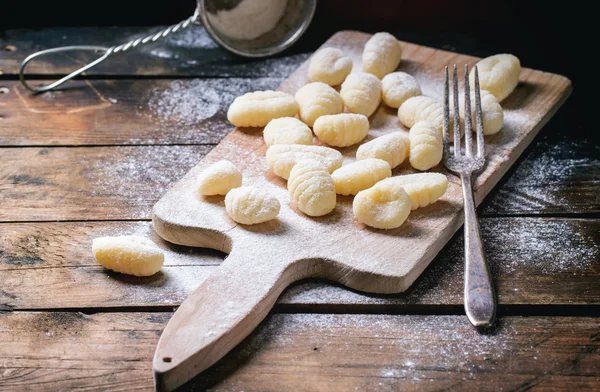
[474,66,485,158]
[463,64,473,156]
[452,65,461,154]
[443,66,451,158]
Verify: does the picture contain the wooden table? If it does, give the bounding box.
[1,25,598,391]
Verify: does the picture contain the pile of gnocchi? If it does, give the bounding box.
[201,32,520,229]
[92,33,521,276]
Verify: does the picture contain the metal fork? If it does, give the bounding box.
[443,64,496,328]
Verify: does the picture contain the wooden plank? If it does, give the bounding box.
[0,25,310,78]
[0,146,212,221]
[1,312,598,391]
[1,219,598,310]
[0,78,282,146]
[0,141,597,224]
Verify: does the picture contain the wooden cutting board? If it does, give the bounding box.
[151,31,571,390]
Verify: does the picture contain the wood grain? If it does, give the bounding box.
[0,146,211,221]
[1,312,598,391]
[0,25,310,77]
[1,219,598,310]
[0,140,596,223]
[0,78,282,146]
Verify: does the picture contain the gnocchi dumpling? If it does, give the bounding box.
[409,121,443,171]
[227,90,298,127]
[225,186,280,225]
[295,82,344,127]
[378,172,448,210]
[263,117,313,146]
[362,32,402,79]
[308,47,353,86]
[288,160,336,217]
[353,182,411,229]
[470,53,520,102]
[458,90,504,135]
[356,131,409,169]
[197,160,243,196]
[382,72,422,108]
[331,158,392,196]
[92,236,164,277]
[313,113,369,147]
[340,72,382,117]
[398,96,460,139]
[266,144,343,180]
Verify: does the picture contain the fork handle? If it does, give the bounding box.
[461,172,496,327]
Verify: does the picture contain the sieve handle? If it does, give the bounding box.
[19,15,196,93]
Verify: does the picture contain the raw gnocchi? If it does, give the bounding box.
[266,144,343,180]
[382,72,422,108]
[92,236,164,277]
[353,182,411,229]
[197,160,243,196]
[263,117,313,146]
[295,82,344,127]
[356,131,409,169]
[340,72,382,117]
[227,90,298,127]
[313,113,369,147]
[288,160,336,217]
[409,121,443,171]
[362,32,402,79]
[308,47,353,86]
[225,186,280,225]
[378,172,448,210]
[331,158,392,196]
[398,95,460,139]
[458,90,504,135]
[470,53,521,102]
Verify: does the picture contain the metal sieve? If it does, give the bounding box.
[19,0,317,93]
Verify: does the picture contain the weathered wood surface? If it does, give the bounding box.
[0,25,310,78]
[0,24,596,392]
[1,218,598,310]
[0,78,282,146]
[1,140,596,225]
[1,312,599,391]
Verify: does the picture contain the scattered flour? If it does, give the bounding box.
[146,78,282,126]
[165,25,219,50]
[87,146,208,217]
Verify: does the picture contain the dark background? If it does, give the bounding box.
[0,0,592,136]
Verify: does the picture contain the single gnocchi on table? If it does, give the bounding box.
[92,235,164,277]
[263,117,313,146]
[295,82,344,127]
[353,181,412,229]
[409,121,443,171]
[470,53,520,102]
[382,72,422,108]
[266,144,343,180]
[340,72,382,117]
[197,160,243,196]
[227,90,298,127]
[362,32,402,79]
[458,90,504,135]
[308,47,353,86]
[356,131,409,169]
[313,113,369,147]
[225,186,280,225]
[378,172,448,210]
[288,159,336,217]
[331,158,392,196]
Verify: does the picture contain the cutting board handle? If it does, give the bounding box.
[153,248,308,391]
